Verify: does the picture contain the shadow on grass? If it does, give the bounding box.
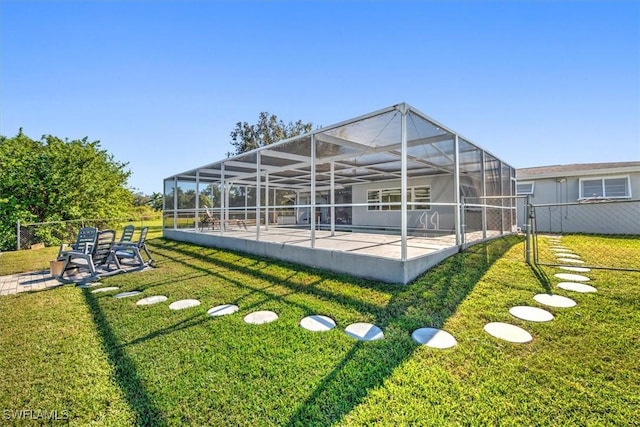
[149,235,520,425]
[529,262,553,293]
[81,289,167,426]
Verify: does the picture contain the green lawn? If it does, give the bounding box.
[0,234,638,425]
[0,221,163,276]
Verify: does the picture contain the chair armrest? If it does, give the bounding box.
[57,243,71,259]
[113,242,138,249]
[76,242,94,254]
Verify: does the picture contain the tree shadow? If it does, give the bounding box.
[81,288,167,426]
[284,236,519,426]
[150,235,520,425]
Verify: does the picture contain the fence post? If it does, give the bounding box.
[524,196,530,264]
[16,220,21,250]
[460,196,466,250]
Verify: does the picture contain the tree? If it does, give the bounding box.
[132,192,150,207]
[227,112,313,156]
[148,192,164,211]
[0,130,133,250]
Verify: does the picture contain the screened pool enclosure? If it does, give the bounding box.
[164,103,517,283]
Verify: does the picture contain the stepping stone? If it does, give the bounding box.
[344,322,384,341]
[208,304,239,317]
[136,295,168,306]
[244,310,278,324]
[534,293,576,308]
[484,322,532,343]
[300,315,336,332]
[114,291,142,299]
[411,328,457,348]
[169,299,201,310]
[559,266,591,273]
[556,253,581,259]
[91,286,119,293]
[558,282,597,293]
[78,282,103,289]
[552,251,574,256]
[557,258,585,264]
[509,306,554,322]
[555,273,590,282]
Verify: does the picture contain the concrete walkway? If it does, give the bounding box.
[0,263,153,296]
[0,270,63,296]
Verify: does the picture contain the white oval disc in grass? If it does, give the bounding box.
[534,293,576,308]
[484,322,532,343]
[136,295,168,306]
[557,282,597,293]
[551,247,572,252]
[509,306,554,322]
[91,286,119,293]
[300,315,336,332]
[345,322,384,341]
[114,291,142,299]
[243,310,278,324]
[411,328,457,348]
[169,299,201,310]
[557,258,585,264]
[555,253,581,259]
[555,273,590,282]
[559,266,591,273]
[208,304,239,317]
[78,282,103,289]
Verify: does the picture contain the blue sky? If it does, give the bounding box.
[1,0,638,195]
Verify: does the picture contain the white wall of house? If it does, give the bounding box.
[516,167,640,234]
[352,175,456,231]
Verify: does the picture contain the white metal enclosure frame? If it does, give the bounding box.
[163,103,516,282]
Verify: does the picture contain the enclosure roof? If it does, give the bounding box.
[517,162,640,180]
[166,102,514,189]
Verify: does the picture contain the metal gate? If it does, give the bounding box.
[526,199,640,272]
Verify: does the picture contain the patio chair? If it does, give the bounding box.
[200,205,219,231]
[58,229,122,283]
[57,227,98,260]
[110,226,153,267]
[119,225,135,244]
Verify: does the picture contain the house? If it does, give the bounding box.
[163,103,517,284]
[516,162,640,234]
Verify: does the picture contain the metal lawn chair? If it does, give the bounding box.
[57,227,98,260]
[58,229,122,283]
[110,226,153,267]
[119,225,135,244]
[200,205,216,231]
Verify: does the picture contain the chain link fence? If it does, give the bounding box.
[528,199,640,272]
[17,216,160,250]
[461,195,520,248]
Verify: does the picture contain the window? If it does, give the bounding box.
[367,190,381,211]
[516,182,534,195]
[412,187,431,210]
[579,176,631,199]
[367,186,431,211]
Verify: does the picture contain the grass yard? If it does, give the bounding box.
[0,234,638,425]
[0,221,163,276]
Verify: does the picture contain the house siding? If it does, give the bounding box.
[516,163,640,235]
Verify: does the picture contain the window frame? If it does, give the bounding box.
[516,181,535,196]
[367,185,431,211]
[578,175,631,200]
